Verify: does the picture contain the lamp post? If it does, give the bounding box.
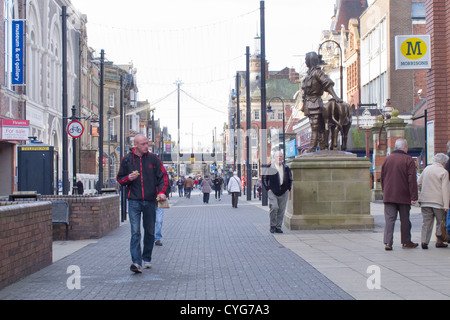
[246,46,252,201]
[98,49,105,194]
[107,110,112,187]
[318,40,343,100]
[260,0,268,207]
[267,97,285,162]
[62,6,69,195]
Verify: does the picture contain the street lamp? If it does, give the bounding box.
[318,40,343,100]
[107,110,112,187]
[267,97,285,162]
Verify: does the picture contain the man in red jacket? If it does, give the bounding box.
[117,134,169,273]
[381,138,418,250]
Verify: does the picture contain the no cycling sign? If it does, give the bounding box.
[67,120,84,139]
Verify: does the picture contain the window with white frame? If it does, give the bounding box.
[277,112,283,121]
[109,91,115,108]
[3,0,13,89]
[361,72,387,107]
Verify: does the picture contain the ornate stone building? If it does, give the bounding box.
[0,0,86,195]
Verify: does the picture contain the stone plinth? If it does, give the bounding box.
[285,151,374,230]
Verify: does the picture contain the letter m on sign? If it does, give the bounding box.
[406,41,422,56]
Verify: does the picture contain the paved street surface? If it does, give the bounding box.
[0,189,351,301]
[1,189,450,302]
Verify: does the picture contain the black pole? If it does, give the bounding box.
[246,46,252,201]
[177,80,181,178]
[236,72,241,178]
[120,75,127,221]
[260,0,268,206]
[98,49,105,194]
[282,102,286,162]
[71,106,78,195]
[62,6,69,195]
[424,109,428,167]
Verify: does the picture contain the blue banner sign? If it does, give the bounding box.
[12,20,24,85]
[286,139,297,158]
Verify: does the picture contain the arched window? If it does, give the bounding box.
[27,2,42,103]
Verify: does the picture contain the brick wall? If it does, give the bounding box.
[80,150,97,175]
[0,202,53,290]
[413,23,428,110]
[390,0,415,114]
[41,195,120,241]
[425,0,450,153]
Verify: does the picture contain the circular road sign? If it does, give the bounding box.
[67,120,84,139]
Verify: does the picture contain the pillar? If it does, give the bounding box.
[371,121,387,201]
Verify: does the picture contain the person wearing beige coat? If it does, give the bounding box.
[418,153,450,249]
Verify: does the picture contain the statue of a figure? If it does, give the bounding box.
[301,52,342,153]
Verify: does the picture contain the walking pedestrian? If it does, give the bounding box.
[201,174,214,204]
[262,151,293,234]
[194,178,198,190]
[418,153,450,249]
[76,179,84,195]
[155,206,164,246]
[381,139,419,250]
[446,141,450,178]
[184,176,194,199]
[445,141,450,237]
[177,178,184,197]
[213,174,223,201]
[117,134,169,273]
[227,171,242,208]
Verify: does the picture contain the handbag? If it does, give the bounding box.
[156,194,170,209]
[439,223,448,242]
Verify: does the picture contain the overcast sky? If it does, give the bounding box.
[71,0,338,151]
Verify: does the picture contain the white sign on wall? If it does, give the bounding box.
[395,35,431,70]
[0,119,29,141]
[427,120,434,165]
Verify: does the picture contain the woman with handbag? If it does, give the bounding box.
[227,171,242,208]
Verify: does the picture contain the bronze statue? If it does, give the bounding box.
[301,52,351,152]
[322,100,353,151]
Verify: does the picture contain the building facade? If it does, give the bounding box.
[424,0,450,154]
[0,0,85,195]
[228,48,299,182]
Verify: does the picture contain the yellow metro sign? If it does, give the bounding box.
[400,37,427,59]
[395,35,431,70]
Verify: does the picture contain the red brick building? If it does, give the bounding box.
[424,0,450,154]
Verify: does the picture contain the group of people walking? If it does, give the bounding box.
[381,139,450,250]
[116,132,449,275]
[116,134,292,274]
[176,174,225,203]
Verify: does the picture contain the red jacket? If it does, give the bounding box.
[381,150,418,205]
[117,149,169,201]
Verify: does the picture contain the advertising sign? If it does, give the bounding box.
[395,35,431,70]
[12,20,25,85]
[164,141,173,152]
[285,139,297,158]
[0,119,29,141]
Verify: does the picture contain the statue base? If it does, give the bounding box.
[285,151,374,230]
